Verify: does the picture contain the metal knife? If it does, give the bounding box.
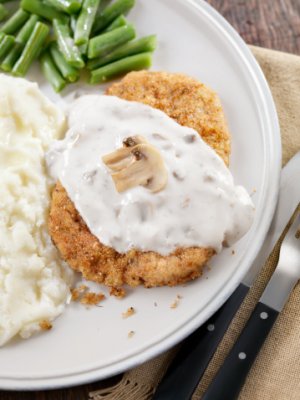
[152,151,300,400]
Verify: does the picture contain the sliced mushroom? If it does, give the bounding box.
[112,143,167,193]
[102,136,148,172]
[103,136,168,193]
[102,147,135,172]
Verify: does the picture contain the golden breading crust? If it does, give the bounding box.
[49,71,230,290]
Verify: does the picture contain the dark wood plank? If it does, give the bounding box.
[207,0,300,54]
[2,1,299,400]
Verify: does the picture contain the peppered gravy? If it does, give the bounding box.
[47,95,254,255]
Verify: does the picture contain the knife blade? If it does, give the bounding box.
[152,151,300,400]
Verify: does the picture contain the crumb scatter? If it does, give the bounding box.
[71,284,88,301]
[80,292,105,306]
[71,285,105,306]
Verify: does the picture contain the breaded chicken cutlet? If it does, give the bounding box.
[49,71,231,292]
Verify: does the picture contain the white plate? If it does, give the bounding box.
[0,0,281,390]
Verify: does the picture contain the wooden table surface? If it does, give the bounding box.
[2,1,300,399]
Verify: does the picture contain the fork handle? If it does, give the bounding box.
[202,302,279,400]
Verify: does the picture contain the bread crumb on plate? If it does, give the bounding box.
[122,307,136,319]
[80,292,105,306]
[110,287,126,298]
[39,320,52,331]
[71,285,105,306]
[71,285,88,301]
[170,294,182,309]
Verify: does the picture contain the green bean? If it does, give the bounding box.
[50,42,79,82]
[40,51,66,92]
[92,0,134,34]
[72,21,88,56]
[0,9,29,34]
[12,22,49,76]
[16,14,40,43]
[1,42,22,70]
[88,24,135,59]
[90,52,152,84]
[0,34,14,59]
[88,35,156,70]
[74,0,101,45]
[21,0,65,21]
[0,4,8,22]
[0,32,4,42]
[70,15,87,56]
[102,14,127,33]
[1,15,39,71]
[45,0,81,15]
[53,17,84,68]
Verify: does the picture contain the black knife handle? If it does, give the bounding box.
[202,302,279,400]
[152,283,249,400]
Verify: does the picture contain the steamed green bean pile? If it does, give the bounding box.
[0,0,157,91]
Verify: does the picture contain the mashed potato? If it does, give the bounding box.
[0,75,72,346]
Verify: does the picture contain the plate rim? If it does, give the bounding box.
[1,0,281,390]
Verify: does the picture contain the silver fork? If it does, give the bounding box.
[260,212,300,311]
[202,211,300,400]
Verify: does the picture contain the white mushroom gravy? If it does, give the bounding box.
[47,95,255,255]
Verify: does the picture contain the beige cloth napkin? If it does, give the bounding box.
[89,46,300,400]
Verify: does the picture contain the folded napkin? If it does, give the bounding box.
[90,46,300,400]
